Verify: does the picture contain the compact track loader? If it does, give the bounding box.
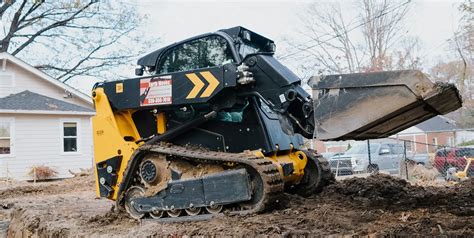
[91,26,462,220]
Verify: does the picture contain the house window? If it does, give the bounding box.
[447,137,454,146]
[63,122,77,152]
[0,119,13,155]
[0,122,11,154]
[405,141,413,152]
[432,137,438,150]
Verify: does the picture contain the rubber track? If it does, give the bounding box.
[118,143,285,217]
[308,149,335,190]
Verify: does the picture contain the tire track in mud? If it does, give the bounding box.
[0,176,94,200]
[0,221,9,238]
[0,175,97,238]
[3,174,474,237]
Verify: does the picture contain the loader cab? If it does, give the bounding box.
[156,35,236,75]
[130,27,304,153]
[136,26,276,76]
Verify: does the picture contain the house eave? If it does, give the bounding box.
[0,52,93,105]
[0,109,95,116]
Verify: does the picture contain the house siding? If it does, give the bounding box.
[0,114,93,180]
[426,131,456,153]
[414,134,428,153]
[0,61,91,108]
[315,140,352,153]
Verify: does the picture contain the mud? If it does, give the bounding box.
[322,174,473,216]
[1,173,472,237]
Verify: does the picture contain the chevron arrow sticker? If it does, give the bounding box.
[185,71,221,99]
[199,71,220,98]
[185,73,205,99]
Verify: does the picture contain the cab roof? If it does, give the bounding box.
[137,26,274,68]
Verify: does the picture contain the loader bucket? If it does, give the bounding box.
[311,70,462,141]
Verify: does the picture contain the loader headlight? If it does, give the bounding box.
[267,42,276,52]
[351,157,358,168]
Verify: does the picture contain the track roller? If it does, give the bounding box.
[166,209,182,217]
[205,204,223,214]
[149,210,164,219]
[124,186,146,219]
[185,207,202,216]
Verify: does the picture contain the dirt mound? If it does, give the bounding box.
[320,174,473,215]
[3,173,473,237]
[0,175,94,200]
[86,206,136,227]
[8,207,73,237]
[0,186,46,199]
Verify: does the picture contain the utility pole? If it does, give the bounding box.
[367,140,372,165]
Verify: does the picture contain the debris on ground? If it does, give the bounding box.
[28,166,58,181]
[408,164,441,182]
[68,168,92,177]
[1,173,472,237]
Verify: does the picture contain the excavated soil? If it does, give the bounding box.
[1,173,473,237]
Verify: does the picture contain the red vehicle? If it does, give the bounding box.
[434,147,474,175]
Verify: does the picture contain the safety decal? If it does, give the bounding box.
[185,71,220,99]
[140,76,172,106]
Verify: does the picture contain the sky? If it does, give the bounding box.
[68,0,464,93]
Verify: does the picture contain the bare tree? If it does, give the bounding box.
[292,3,362,73]
[360,0,409,71]
[430,61,467,84]
[450,0,473,97]
[444,0,474,127]
[283,0,419,75]
[0,0,156,82]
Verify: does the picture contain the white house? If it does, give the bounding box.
[0,52,95,180]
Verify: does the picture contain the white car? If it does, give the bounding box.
[333,142,405,174]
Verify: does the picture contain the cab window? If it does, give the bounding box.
[157,35,234,74]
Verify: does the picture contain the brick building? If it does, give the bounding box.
[392,116,458,153]
[315,116,474,155]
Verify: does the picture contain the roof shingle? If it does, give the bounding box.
[0,90,94,112]
[415,116,457,132]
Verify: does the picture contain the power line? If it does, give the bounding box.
[279,0,411,60]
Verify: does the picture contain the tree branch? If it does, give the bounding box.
[0,0,16,18]
[58,27,134,82]
[11,1,96,55]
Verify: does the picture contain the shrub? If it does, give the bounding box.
[458,140,474,147]
[28,166,58,180]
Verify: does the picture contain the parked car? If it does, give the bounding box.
[328,156,353,176]
[321,152,335,160]
[332,142,405,174]
[434,147,474,175]
[321,152,344,159]
[406,153,431,166]
[320,152,352,176]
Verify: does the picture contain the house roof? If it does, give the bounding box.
[0,52,92,105]
[415,116,457,132]
[0,90,94,115]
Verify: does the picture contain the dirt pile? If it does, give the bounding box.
[0,175,94,200]
[321,174,473,215]
[2,173,473,237]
